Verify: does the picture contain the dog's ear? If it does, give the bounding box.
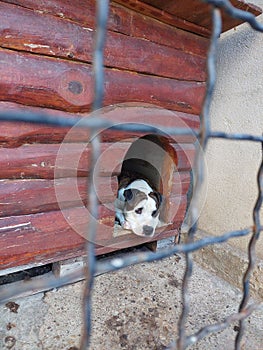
[149,191,163,218]
[123,188,133,201]
[124,189,147,211]
[149,191,163,209]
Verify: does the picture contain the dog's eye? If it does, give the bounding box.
[135,207,143,214]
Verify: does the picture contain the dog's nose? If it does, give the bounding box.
[143,225,154,236]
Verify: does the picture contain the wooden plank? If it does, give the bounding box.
[165,195,187,228]
[104,31,206,81]
[106,70,205,115]
[0,171,190,217]
[172,172,191,197]
[3,0,260,41]
[0,143,195,179]
[0,177,118,217]
[0,2,206,82]
[125,4,209,57]
[173,144,195,172]
[0,143,128,179]
[0,197,186,269]
[141,0,262,33]
[0,207,109,269]
[0,48,206,114]
[114,0,211,37]
[1,0,211,47]
[0,102,200,146]
[0,103,83,147]
[0,242,183,302]
[94,104,200,144]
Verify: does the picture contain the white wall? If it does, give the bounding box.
[198,0,263,259]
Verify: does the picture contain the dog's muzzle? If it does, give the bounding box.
[143,225,154,236]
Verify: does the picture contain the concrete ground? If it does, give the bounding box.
[0,246,263,350]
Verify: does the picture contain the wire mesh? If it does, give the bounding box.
[0,0,262,349]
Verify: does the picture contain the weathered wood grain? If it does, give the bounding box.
[124,5,209,57]
[0,49,205,114]
[0,2,206,81]
[0,103,81,147]
[0,143,195,179]
[104,66,205,115]
[141,0,262,33]
[0,207,109,269]
[164,195,187,228]
[0,196,186,269]
[0,177,118,217]
[1,0,210,52]
[172,144,195,172]
[171,172,191,197]
[114,0,211,37]
[0,102,200,146]
[0,171,190,217]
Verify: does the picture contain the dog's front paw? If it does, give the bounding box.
[122,221,131,230]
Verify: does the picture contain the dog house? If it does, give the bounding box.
[0,0,260,273]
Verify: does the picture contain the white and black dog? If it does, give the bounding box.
[115,174,163,237]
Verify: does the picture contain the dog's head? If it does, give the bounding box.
[121,188,163,237]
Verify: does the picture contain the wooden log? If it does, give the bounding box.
[1,0,210,51]
[93,104,200,144]
[165,195,187,228]
[171,172,191,197]
[0,196,186,269]
[0,207,107,269]
[114,0,211,37]
[0,103,80,147]
[0,171,190,217]
[95,227,181,256]
[0,143,195,179]
[0,2,206,81]
[104,69,205,115]
[140,0,262,33]
[0,102,200,146]
[0,48,206,114]
[0,177,118,217]
[173,144,195,172]
[120,4,209,57]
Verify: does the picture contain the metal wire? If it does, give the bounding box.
[234,139,263,349]
[80,1,109,349]
[0,0,262,349]
[176,8,222,349]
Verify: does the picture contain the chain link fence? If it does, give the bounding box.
[0,0,262,349]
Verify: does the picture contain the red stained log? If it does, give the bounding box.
[164,194,187,228]
[0,49,205,114]
[0,196,187,269]
[0,2,206,81]
[0,103,82,147]
[173,144,195,172]
[0,171,190,217]
[95,226,181,256]
[0,102,200,146]
[114,0,211,37]
[171,172,191,197]
[1,0,210,54]
[104,69,205,115]
[0,143,195,179]
[0,177,118,217]
[124,5,209,57]
[140,0,262,33]
[95,103,200,144]
[0,207,111,269]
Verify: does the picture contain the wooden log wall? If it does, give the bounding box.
[0,0,209,270]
